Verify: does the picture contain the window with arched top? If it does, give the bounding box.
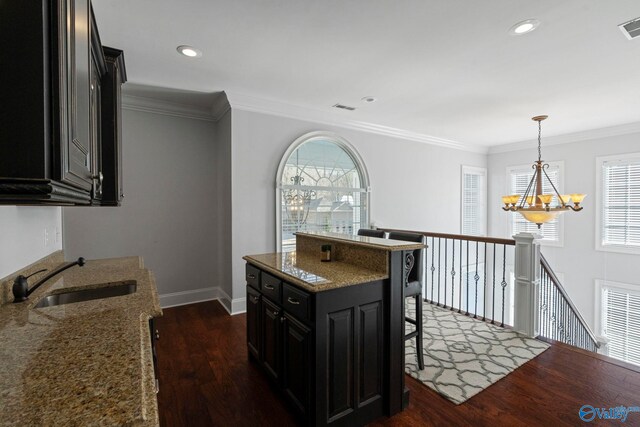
[276,132,370,252]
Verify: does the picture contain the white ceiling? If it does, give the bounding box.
[93,0,640,147]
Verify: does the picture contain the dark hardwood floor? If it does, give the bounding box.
[156,301,640,427]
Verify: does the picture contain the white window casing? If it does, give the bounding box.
[596,153,640,255]
[461,166,487,236]
[595,279,640,366]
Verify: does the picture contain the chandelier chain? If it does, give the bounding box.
[538,120,542,162]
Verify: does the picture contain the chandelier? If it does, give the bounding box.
[283,175,315,226]
[502,115,585,228]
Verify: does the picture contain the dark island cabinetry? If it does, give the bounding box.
[0,0,126,205]
[245,263,387,426]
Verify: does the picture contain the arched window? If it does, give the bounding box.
[276,132,370,252]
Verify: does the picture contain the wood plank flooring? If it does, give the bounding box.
[156,300,640,426]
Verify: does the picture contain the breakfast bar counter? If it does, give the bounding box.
[243,231,424,426]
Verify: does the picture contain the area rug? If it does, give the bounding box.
[405,300,550,404]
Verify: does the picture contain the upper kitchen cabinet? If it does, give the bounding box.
[0,0,125,206]
[99,47,127,206]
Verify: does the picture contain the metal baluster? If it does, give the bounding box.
[500,244,507,328]
[451,239,456,311]
[466,240,470,316]
[430,237,435,303]
[459,239,463,313]
[482,243,487,321]
[474,241,479,319]
[492,244,496,324]
[437,238,441,306]
[443,239,448,308]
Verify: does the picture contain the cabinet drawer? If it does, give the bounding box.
[282,284,310,322]
[246,264,260,289]
[261,273,282,304]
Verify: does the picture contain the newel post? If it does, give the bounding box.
[513,232,541,338]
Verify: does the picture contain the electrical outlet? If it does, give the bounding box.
[44,229,50,247]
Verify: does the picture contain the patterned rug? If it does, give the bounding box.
[405,300,549,404]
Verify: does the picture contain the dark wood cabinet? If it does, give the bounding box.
[98,47,127,205]
[261,297,281,382]
[282,313,311,416]
[246,286,261,359]
[0,0,125,206]
[246,263,387,426]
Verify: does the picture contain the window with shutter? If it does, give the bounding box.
[507,162,563,244]
[597,153,640,254]
[461,166,486,236]
[598,280,640,366]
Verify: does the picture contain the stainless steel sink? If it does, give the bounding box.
[34,281,137,308]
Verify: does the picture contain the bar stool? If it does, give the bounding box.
[387,231,425,370]
[357,228,386,238]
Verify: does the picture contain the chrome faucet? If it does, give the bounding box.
[12,257,86,303]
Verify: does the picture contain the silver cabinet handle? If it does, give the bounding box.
[280,317,285,323]
[264,284,275,290]
[92,172,104,196]
[155,330,160,340]
[287,297,300,305]
[273,310,279,317]
[247,274,256,280]
[251,295,258,303]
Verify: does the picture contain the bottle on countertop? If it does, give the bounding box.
[321,244,332,262]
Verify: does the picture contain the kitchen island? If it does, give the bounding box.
[243,231,424,426]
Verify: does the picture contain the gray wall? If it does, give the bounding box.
[488,131,640,331]
[230,108,487,305]
[214,108,233,306]
[0,206,62,279]
[63,108,220,304]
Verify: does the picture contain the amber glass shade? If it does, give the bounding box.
[525,196,535,206]
[570,193,586,204]
[537,194,553,205]
[518,210,562,224]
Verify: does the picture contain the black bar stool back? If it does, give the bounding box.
[357,228,386,238]
[387,231,426,370]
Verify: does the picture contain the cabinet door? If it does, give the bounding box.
[89,48,103,200]
[59,0,93,190]
[246,287,261,359]
[282,313,311,416]
[261,298,281,382]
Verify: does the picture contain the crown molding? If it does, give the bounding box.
[225,91,487,154]
[211,92,231,121]
[121,94,216,122]
[488,121,640,155]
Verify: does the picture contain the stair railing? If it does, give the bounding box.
[539,254,601,352]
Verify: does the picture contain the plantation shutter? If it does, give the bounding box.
[602,285,640,365]
[601,158,640,248]
[510,164,561,241]
[462,167,486,236]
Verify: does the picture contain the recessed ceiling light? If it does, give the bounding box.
[361,96,377,103]
[509,19,540,36]
[177,45,202,58]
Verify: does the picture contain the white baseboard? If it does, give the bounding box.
[231,297,246,315]
[159,286,245,315]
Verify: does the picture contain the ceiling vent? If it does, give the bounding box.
[619,17,640,40]
[332,103,356,111]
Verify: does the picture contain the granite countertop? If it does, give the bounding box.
[0,257,162,426]
[243,252,388,292]
[296,231,425,251]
